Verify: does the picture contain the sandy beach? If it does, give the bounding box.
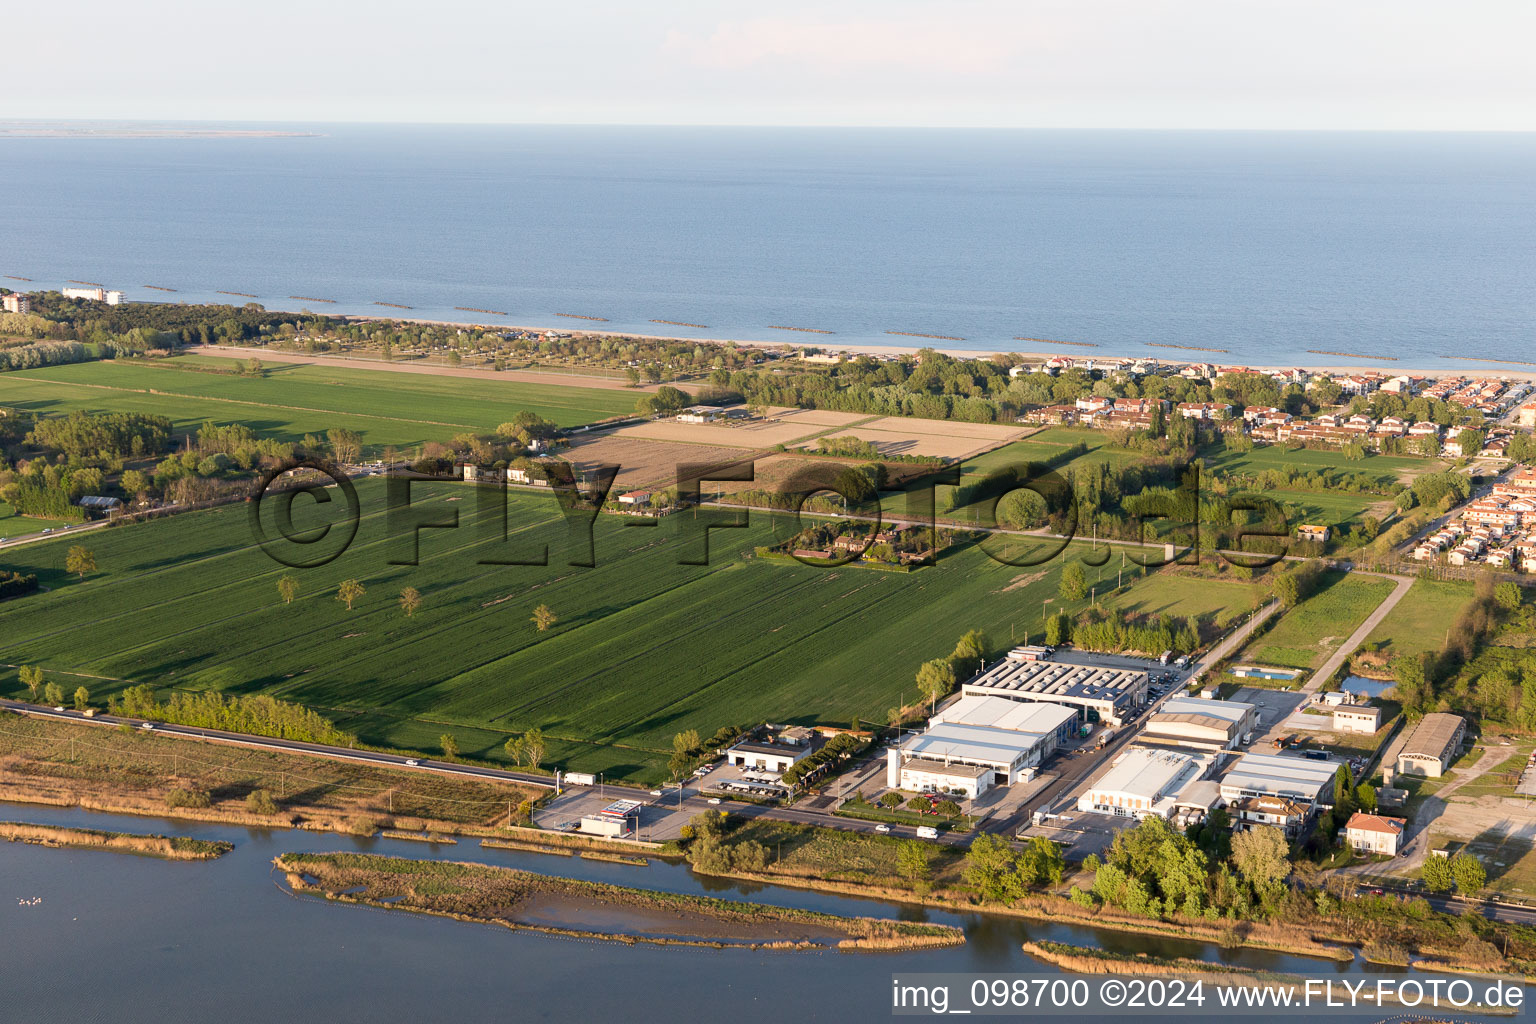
[234,312,1536,382]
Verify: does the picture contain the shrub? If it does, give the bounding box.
[164,787,212,810]
[245,789,279,815]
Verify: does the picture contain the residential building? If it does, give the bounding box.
[61,285,123,304]
[1345,812,1406,856]
[1,293,29,314]
[1230,795,1310,836]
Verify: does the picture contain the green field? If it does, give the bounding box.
[1363,578,1478,658]
[1103,571,1263,629]
[1242,571,1396,670]
[1204,444,1442,487]
[1,358,637,451]
[0,481,1171,781]
[0,502,74,539]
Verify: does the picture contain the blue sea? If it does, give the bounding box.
[1,125,1533,369]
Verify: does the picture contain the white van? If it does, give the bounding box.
[915,825,939,840]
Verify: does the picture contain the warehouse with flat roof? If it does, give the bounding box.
[1218,752,1340,807]
[1076,747,1212,819]
[1139,695,1258,752]
[932,694,1081,743]
[887,701,1078,798]
[1395,713,1466,778]
[961,656,1148,726]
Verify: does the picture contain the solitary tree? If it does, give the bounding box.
[531,603,557,631]
[1451,852,1487,894]
[504,735,526,766]
[897,840,935,894]
[521,727,546,770]
[1230,825,1290,887]
[327,428,363,464]
[439,733,460,760]
[18,665,43,701]
[65,545,96,579]
[72,686,90,712]
[1059,563,1088,602]
[43,682,64,706]
[336,579,366,611]
[277,574,299,605]
[1422,854,1454,893]
[916,659,956,712]
[399,586,422,618]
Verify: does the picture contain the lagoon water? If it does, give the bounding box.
[1,801,1383,1022]
[2,126,1534,369]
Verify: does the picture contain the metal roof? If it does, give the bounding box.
[1399,713,1465,761]
[900,722,1053,768]
[932,695,1078,735]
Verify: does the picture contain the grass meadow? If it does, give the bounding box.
[1243,570,1396,670]
[2,358,637,451]
[1363,578,1478,658]
[0,502,74,539]
[0,480,1163,781]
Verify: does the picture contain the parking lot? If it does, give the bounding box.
[696,760,790,800]
[533,782,699,842]
[1232,686,1310,745]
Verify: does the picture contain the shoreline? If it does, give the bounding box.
[274,851,966,952]
[9,278,1533,377]
[250,302,1536,378]
[0,819,232,860]
[191,334,1536,386]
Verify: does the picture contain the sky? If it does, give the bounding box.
[7,0,1536,130]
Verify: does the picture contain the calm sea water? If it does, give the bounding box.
[0,126,1534,369]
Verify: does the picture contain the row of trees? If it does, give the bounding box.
[111,684,354,746]
[0,340,92,372]
[15,665,90,709]
[1049,608,1201,657]
[26,411,173,463]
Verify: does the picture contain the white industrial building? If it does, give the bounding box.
[887,699,1078,799]
[1075,746,1214,819]
[1138,695,1258,752]
[725,726,818,773]
[961,653,1148,727]
[1218,752,1340,807]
